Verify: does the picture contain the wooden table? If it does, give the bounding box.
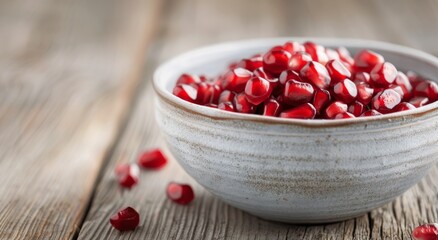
[1,0,437,239]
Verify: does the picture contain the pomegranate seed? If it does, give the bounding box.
[325,101,348,119]
[173,84,197,103]
[326,59,352,83]
[335,112,355,119]
[263,47,292,75]
[414,80,438,102]
[361,109,382,117]
[176,74,201,85]
[115,164,139,189]
[353,72,371,85]
[300,61,331,89]
[283,41,305,54]
[279,103,316,119]
[326,48,340,60]
[333,79,357,103]
[395,102,416,112]
[290,51,313,72]
[228,61,238,70]
[354,49,384,72]
[372,89,402,111]
[313,89,331,114]
[356,83,374,105]
[167,182,195,205]
[138,149,167,169]
[233,93,256,113]
[279,69,302,85]
[283,80,315,105]
[348,101,365,117]
[237,56,263,71]
[388,85,405,100]
[218,102,235,112]
[110,207,140,231]
[195,82,213,105]
[262,99,282,117]
[218,90,236,104]
[370,62,397,87]
[409,97,429,108]
[244,77,273,105]
[303,41,328,64]
[394,72,413,100]
[254,67,274,80]
[407,71,424,88]
[412,223,438,240]
[337,47,354,66]
[221,68,253,92]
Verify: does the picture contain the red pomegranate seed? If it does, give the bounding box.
[283,41,305,54]
[303,41,328,64]
[221,68,253,92]
[326,59,352,83]
[337,47,354,66]
[279,69,302,85]
[115,164,139,189]
[228,61,238,70]
[233,93,256,113]
[218,90,236,104]
[237,56,263,71]
[333,79,357,103]
[290,51,313,72]
[414,80,438,102]
[176,74,201,85]
[313,89,331,114]
[279,103,316,119]
[394,72,413,100]
[195,82,213,105]
[353,72,371,85]
[167,182,195,205]
[263,47,292,75]
[254,67,274,80]
[244,76,273,105]
[370,62,397,87]
[395,102,416,112]
[407,71,424,88]
[335,112,355,119]
[361,109,382,117]
[138,149,167,169]
[409,97,429,108]
[354,49,384,72]
[173,84,197,103]
[326,48,340,60]
[263,99,282,117]
[372,89,402,111]
[300,61,331,89]
[348,101,365,117]
[110,207,140,231]
[218,102,235,112]
[389,85,405,100]
[283,80,315,105]
[325,101,348,119]
[356,83,374,105]
[412,223,438,240]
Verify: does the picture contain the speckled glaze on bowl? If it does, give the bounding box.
[153,38,438,223]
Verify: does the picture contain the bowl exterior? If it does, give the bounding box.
[156,97,438,223]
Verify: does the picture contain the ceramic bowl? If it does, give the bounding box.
[153,38,438,223]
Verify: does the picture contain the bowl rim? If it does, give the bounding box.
[153,37,438,127]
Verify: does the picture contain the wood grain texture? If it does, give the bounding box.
[2,0,434,239]
[0,0,161,239]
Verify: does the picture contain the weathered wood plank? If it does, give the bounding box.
[78,0,438,239]
[0,0,161,239]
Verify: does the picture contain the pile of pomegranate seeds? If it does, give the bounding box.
[173,41,438,119]
[413,223,438,240]
[110,207,140,231]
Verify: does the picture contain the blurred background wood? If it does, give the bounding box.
[0,0,437,239]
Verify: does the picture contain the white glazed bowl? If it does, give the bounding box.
[154,38,438,223]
